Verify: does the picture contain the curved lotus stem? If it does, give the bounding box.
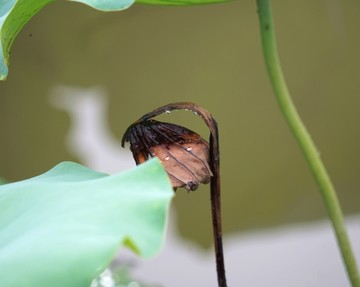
[122,102,227,287]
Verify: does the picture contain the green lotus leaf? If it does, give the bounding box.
[0,158,174,287]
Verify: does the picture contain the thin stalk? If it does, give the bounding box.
[209,119,227,287]
[256,1,360,286]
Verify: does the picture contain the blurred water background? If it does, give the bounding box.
[0,1,359,285]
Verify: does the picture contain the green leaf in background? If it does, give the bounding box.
[71,0,135,11]
[0,0,135,80]
[0,0,54,80]
[0,0,232,80]
[0,158,173,287]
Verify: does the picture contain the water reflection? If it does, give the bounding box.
[51,86,359,287]
[49,85,134,174]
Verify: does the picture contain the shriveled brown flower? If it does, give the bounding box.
[121,119,212,191]
[122,103,226,287]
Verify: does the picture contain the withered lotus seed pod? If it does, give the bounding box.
[121,119,212,191]
[121,102,226,287]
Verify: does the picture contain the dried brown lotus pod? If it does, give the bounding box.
[122,102,226,287]
[121,119,212,191]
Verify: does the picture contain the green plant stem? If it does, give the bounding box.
[256,1,360,286]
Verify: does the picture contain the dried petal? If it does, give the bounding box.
[122,120,212,191]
